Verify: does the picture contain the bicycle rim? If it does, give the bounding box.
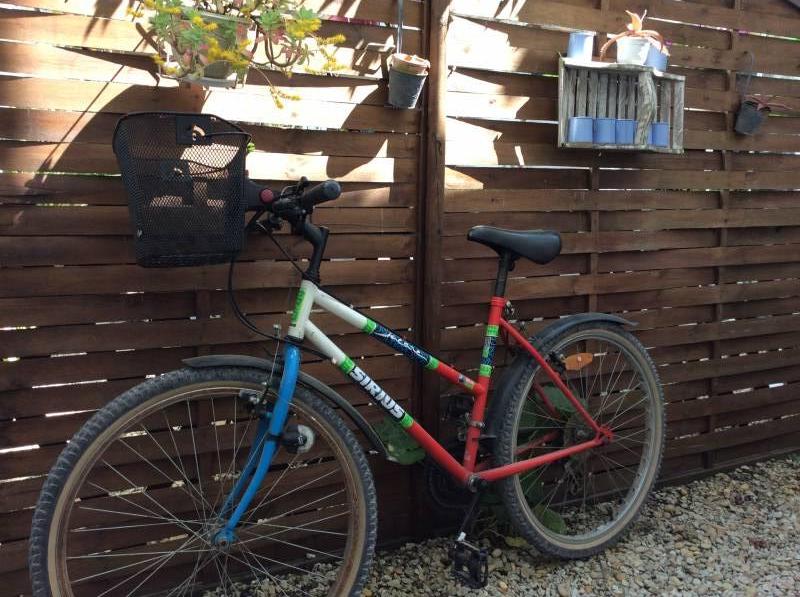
[46,380,367,596]
[510,328,663,551]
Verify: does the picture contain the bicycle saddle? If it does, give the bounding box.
[467,226,562,265]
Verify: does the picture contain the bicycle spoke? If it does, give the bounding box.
[183,400,209,523]
[239,542,293,597]
[46,375,370,597]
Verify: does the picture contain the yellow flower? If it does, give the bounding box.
[317,34,346,46]
[285,17,321,38]
[204,22,217,31]
[165,7,181,14]
[191,15,205,26]
[152,54,166,65]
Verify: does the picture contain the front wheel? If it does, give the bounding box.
[495,323,664,558]
[29,366,377,596]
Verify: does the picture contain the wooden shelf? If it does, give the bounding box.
[558,57,685,153]
[560,141,684,154]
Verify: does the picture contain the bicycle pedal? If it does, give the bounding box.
[451,539,489,589]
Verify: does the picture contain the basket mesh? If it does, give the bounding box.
[113,112,251,267]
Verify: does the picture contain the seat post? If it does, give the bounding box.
[493,252,515,297]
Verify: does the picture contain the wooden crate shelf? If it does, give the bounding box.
[558,57,685,153]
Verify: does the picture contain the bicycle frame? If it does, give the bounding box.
[216,279,613,538]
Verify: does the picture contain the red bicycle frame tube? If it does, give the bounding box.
[400,296,609,486]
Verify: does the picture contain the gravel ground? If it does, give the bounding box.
[363,454,800,597]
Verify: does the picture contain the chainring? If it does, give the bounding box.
[423,440,473,512]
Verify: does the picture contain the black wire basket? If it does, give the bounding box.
[113,112,251,267]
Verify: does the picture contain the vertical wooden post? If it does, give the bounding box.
[409,0,448,538]
[706,0,742,471]
[419,0,449,437]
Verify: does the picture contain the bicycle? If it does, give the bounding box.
[29,112,665,596]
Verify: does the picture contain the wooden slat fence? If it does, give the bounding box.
[0,1,424,593]
[437,0,800,488]
[2,0,800,594]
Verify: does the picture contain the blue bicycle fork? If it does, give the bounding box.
[213,343,301,545]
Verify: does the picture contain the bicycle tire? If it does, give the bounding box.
[29,366,377,596]
[494,323,665,558]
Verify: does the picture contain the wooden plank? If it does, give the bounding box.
[0,141,416,182]
[611,0,800,39]
[444,189,720,212]
[598,244,800,272]
[600,277,800,313]
[1,305,413,359]
[444,230,719,257]
[443,211,586,235]
[0,342,414,394]
[0,71,395,113]
[0,82,419,132]
[0,36,388,83]
[599,168,800,191]
[0,204,412,236]
[445,167,590,190]
[0,283,414,329]
[0,172,416,208]
[446,140,720,168]
[0,259,413,298]
[0,107,419,159]
[602,208,800,231]
[441,268,715,306]
[13,0,424,27]
[0,9,422,61]
[0,232,415,267]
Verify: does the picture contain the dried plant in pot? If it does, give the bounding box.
[735,95,790,135]
[600,10,665,66]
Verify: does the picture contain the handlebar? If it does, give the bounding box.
[244,178,341,214]
[243,177,338,283]
[300,180,341,210]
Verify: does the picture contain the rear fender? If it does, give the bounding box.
[182,355,389,460]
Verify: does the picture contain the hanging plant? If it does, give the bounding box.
[600,10,665,65]
[147,0,254,86]
[143,0,345,102]
[254,2,345,73]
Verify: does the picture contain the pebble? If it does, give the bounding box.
[219,455,800,596]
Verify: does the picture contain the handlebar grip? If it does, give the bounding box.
[300,180,341,210]
[244,178,275,211]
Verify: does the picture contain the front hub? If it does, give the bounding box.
[212,528,236,550]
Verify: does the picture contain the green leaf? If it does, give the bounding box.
[373,417,425,465]
[259,9,282,30]
[540,383,577,417]
[533,504,567,534]
[296,6,318,20]
[504,535,528,548]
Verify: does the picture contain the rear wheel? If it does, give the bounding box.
[495,323,664,558]
[29,366,376,596]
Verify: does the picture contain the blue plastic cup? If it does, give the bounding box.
[648,122,670,147]
[593,118,615,144]
[615,119,636,145]
[645,44,669,71]
[567,31,595,61]
[568,116,594,143]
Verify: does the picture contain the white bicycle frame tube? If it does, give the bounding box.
[286,279,412,425]
[287,280,369,361]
